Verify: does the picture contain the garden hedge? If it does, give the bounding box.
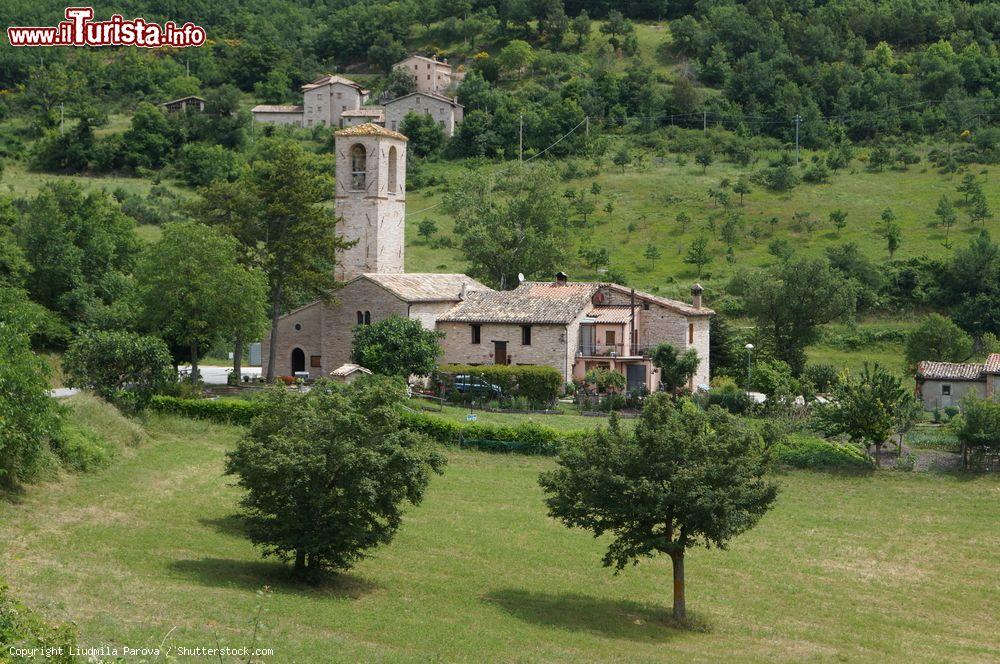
[772,434,872,469]
[436,364,563,405]
[149,395,261,425]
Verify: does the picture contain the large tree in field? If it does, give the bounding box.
[540,395,777,621]
[651,343,700,394]
[736,257,856,375]
[136,222,268,379]
[63,330,174,413]
[225,376,445,579]
[351,315,442,377]
[195,141,349,381]
[443,162,568,289]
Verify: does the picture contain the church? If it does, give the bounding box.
[261,123,714,392]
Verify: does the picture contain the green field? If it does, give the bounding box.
[2,410,997,662]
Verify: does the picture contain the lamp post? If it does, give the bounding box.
[745,343,754,395]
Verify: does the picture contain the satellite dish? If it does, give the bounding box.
[517,273,525,283]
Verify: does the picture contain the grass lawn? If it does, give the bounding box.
[1,413,997,662]
[412,401,631,433]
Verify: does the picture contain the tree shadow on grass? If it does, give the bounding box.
[482,588,708,642]
[168,558,381,599]
[199,514,247,538]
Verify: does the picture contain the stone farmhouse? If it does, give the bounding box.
[260,123,713,392]
[915,354,1000,410]
[252,57,464,136]
[393,54,464,95]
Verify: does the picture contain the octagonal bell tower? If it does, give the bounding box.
[333,123,408,281]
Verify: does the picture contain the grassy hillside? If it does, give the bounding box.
[1,414,997,662]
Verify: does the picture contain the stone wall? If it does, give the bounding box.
[918,379,986,411]
[385,94,459,136]
[252,111,302,126]
[438,321,573,380]
[320,278,410,372]
[261,301,326,379]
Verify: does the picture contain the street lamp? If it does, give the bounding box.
[745,343,754,394]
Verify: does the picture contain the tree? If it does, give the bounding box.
[651,343,700,394]
[540,395,777,621]
[733,178,751,205]
[935,196,957,246]
[644,243,662,265]
[675,212,692,233]
[580,247,609,271]
[367,34,407,74]
[496,40,535,78]
[444,162,568,289]
[417,218,438,244]
[400,111,445,157]
[225,376,445,579]
[829,209,848,236]
[351,315,443,377]
[737,257,856,375]
[0,288,62,486]
[968,190,992,226]
[884,221,902,259]
[570,10,590,49]
[612,150,630,172]
[956,173,981,204]
[954,395,1000,469]
[136,222,268,380]
[63,330,174,413]
[683,236,712,277]
[384,67,417,99]
[814,363,912,466]
[584,367,626,393]
[904,313,973,370]
[695,147,714,173]
[197,142,348,382]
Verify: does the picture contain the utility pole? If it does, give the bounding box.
[585,116,589,137]
[60,103,64,135]
[519,113,523,163]
[794,114,802,164]
[703,109,707,134]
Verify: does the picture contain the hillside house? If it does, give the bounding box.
[251,75,370,128]
[915,354,1000,409]
[260,122,712,391]
[160,96,205,113]
[341,108,386,128]
[393,54,464,95]
[385,92,463,137]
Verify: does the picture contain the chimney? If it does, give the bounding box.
[555,271,569,285]
[691,283,704,309]
[460,282,468,300]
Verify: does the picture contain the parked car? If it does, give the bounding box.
[452,375,503,398]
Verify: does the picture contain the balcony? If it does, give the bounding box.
[577,344,652,358]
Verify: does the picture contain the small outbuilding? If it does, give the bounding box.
[330,363,372,383]
[915,354,1000,410]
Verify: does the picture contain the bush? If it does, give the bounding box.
[771,434,872,469]
[399,410,584,455]
[63,330,175,414]
[54,420,116,471]
[0,585,76,663]
[803,363,840,393]
[436,364,563,407]
[708,384,753,414]
[149,395,262,425]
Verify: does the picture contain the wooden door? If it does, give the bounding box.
[494,341,507,365]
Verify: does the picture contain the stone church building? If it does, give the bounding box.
[261,123,713,391]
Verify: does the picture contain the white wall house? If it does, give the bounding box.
[393,54,464,95]
[252,75,370,128]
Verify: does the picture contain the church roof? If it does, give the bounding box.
[335,123,408,141]
[361,273,489,302]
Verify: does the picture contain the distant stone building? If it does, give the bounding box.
[915,354,1000,410]
[260,122,712,389]
[160,96,205,113]
[394,54,464,95]
[251,74,371,128]
[384,92,463,137]
[341,108,386,128]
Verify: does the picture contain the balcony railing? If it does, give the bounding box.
[577,344,652,358]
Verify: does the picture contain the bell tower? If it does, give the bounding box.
[333,123,408,280]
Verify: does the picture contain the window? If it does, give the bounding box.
[942,385,952,396]
[605,330,616,346]
[387,146,398,193]
[688,323,695,344]
[350,144,366,190]
[427,75,431,80]
[294,323,302,331]
[310,355,322,368]
[471,324,481,344]
[356,311,364,325]
[521,325,532,346]
[364,311,371,325]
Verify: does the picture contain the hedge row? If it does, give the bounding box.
[772,434,873,469]
[149,395,261,425]
[399,410,584,455]
[436,364,563,405]
[149,396,584,456]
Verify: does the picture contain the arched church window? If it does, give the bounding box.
[350,144,366,190]
[387,146,398,193]
[364,311,371,325]
[356,311,364,325]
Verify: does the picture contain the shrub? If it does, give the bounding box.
[63,330,174,414]
[436,364,563,406]
[54,420,116,471]
[803,363,840,393]
[399,410,584,455]
[0,585,76,663]
[149,395,262,425]
[771,434,872,469]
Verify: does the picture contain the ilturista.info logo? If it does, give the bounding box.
[7,7,206,48]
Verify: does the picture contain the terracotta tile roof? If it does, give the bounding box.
[985,354,1000,374]
[335,123,408,141]
[362,273,489,302]
[251,104,303,113]
[385,91,463,108]
[301,75,363,91]
[604,283,714,317]
[341,108,385,117]
[438,282,598,324]
[586,307,636,324]
[396,54,453,71]
[160,95,205,105]
[916,361,984,381]
[330,363,371,377]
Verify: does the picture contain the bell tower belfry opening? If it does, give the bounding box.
[333,123,408,281]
